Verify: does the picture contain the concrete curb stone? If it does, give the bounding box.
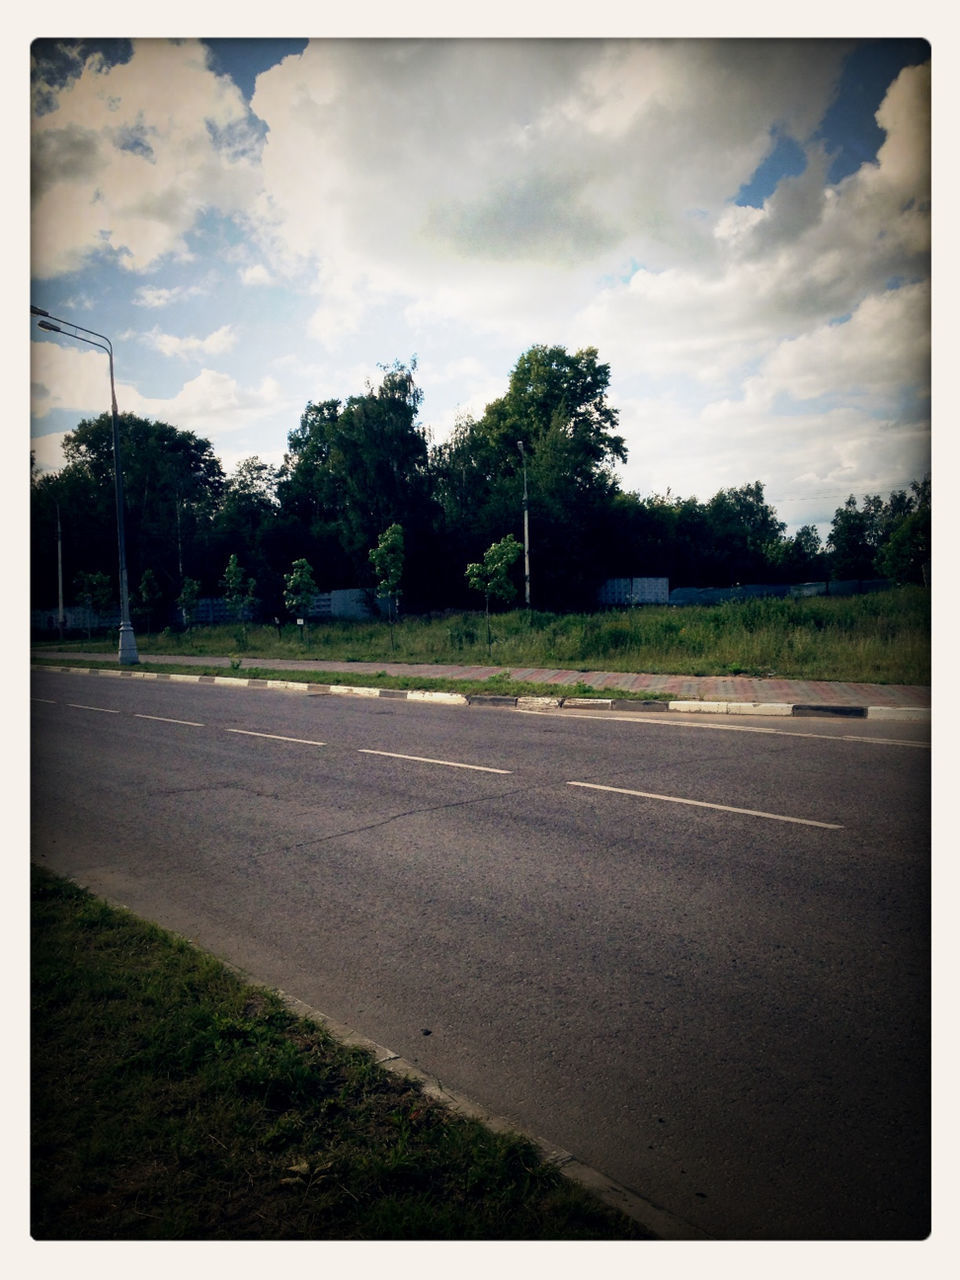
[866,705,931,721]
[32,664,930,721]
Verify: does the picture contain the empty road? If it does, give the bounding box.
[31,668,930,1239]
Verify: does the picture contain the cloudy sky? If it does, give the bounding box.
[29,33,931,537]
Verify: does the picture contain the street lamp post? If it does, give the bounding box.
[517,440,531,609]
[31,306,139,664]
[56,503,64,643]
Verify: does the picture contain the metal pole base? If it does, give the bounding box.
[117,623,139,665]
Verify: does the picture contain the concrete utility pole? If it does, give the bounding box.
[31,306,139,664]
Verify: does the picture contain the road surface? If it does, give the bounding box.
[31,669,930,1239]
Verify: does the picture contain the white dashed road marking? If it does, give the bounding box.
[567,780,844,829]
[359,749,512,774]
[135,714,205,726]
[226,729,327,746]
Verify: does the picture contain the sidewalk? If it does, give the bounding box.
[33,650,931,710]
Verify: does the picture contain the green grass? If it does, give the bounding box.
[34,587,930,685]
[31,865,649,1240]
[28,657,674,702]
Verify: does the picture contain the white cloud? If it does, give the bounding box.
[240,264,272,286]
[127,368,294,439]
[246,39,851,329]
[569,62,930,406]
[31,430,70,474]
[133,286,182,308]
[133,283,205,308]
[757,283,930,410]
[142,323,238,359]
[31,340,115,420]
[31,339,294,465]
[31,38,263,278]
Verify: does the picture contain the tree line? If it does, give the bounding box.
[31,345,931,628]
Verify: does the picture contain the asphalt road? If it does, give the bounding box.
[30,668,931,1240]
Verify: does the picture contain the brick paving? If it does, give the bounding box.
[34,651,930,709]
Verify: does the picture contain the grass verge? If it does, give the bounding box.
[33,588,931,685]
[31,865,650,1241]
[28,658,675,702]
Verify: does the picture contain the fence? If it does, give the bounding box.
[32,587,388,635]
[665,580,892,606]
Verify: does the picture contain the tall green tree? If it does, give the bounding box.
[828,493,891,580]
[57,413,224,607]
[278,363,434,603]
[770,524,828,582]
[432,345,626,609]
[702,482,786,584]
[211,456,283,613]
[876,478,931,585]
[32,464,104,612]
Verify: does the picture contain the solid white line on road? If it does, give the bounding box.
[567,780,844,829]
[31,698,57,704]
[66,703,120,714]
[226,729,326,746]
[841,734,929,748]
[524,708,928,748]
[135,714,205,727]
[359,749,512,774]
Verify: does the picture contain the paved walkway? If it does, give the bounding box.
[33,651,931,709]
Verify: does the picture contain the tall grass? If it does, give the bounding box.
[46,588,930,685]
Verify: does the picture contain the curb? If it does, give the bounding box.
[31,665,930,721]
[273,991,711,1240]
[49,861,707,1242]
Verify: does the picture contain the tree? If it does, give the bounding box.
[876,477,931,586]
[432,345,626,609]
[221,554,256,646]
[73,570,113,638]
[466,534,522,652]
[177,576,200,630]
[32,463,107,613]
[369,523,404,646]
[283,558,319,643]
[878,508,930,584]
[278,363,434,604]
[137,569,162,634]
[770,524,828,582]
[211,456,283,614]
[479,345,625,472]
[825,479,931,583]
[702,482,786,584]
[58,413,224,608]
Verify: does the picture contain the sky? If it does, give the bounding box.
[28,33,932,540]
